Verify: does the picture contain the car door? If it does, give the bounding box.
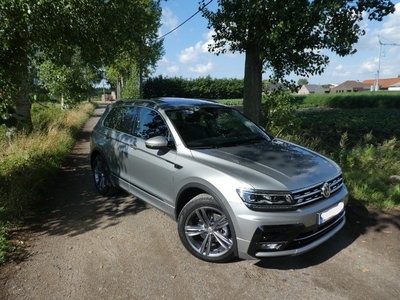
[125,107,177,208]
[102,105,138,188]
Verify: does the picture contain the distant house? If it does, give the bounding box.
[298,84,329,94]
[388,82,400,92]
[264,83,289,93]
[330,80,370,93]
[363,78,400,91]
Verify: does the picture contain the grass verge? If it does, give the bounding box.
[0,102,95,265]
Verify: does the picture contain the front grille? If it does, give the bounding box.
[292,174,343,206]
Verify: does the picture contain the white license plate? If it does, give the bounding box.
[318,201,344,225]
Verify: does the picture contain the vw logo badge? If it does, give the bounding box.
[321,182,331,198]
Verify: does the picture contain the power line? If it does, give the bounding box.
[158,0,214,40]
[375,35,400,91]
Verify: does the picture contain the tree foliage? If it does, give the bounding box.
[298,78,309,86]
[143,75,244,99]
[0,0,163,131]
[106,0,164,98]
[35,49,102,107]
[104,0,164,99]
[200,0,395,125]
[262,90,301,137]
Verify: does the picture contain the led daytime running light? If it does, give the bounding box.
[237,188,294,205]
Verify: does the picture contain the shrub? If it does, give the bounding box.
[340,138,400,209]
[143,75,244,99]
[262,90,301,136]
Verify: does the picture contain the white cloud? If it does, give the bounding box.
[357,57,378,74]
[178,41,209,63]
[178,46,198,64]
[188,62,214,74]
[381,3,400,33]
[358,4,400,80]
[178,30,219,64]
[363,3,400,48]
[203,30,216,52]
[160,7,179,36]
[167,65,180,73]
[158,56,170,65]
[331,65,350,78]
[156,56,179,74]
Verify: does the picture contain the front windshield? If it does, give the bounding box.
[166,107,270,149]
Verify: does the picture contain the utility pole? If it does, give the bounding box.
[375,35,400,91]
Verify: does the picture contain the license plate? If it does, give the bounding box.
[318,201,344,225]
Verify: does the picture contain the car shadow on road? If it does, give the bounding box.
[30,108,148,239]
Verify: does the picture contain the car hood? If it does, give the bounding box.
[191,139,341,191]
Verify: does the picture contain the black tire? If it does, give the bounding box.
[92,155,120,196]
[178,194,235,263]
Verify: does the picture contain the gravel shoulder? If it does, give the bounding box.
[1,104,399,300]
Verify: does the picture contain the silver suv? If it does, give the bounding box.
[90,98,348,263]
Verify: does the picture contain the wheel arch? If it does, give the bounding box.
[175,183,239,257]
[90,148,119,189]
[90,147,105,168]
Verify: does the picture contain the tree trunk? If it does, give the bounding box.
[12,53,33,132]
[139,42,144,98]
[61,94,65,110]
[243,43,263,125]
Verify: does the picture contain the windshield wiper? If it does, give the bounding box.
[189,144,221,149]
[240,138,266,145]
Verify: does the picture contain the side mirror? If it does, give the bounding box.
[145,136,168,149]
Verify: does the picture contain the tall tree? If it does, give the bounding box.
[298,78,309,86]
[0,0,163,131]
[200,0,395,125]
[36,49,102,107]
[105,0,164,99]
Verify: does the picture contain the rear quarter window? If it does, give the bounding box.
[104,106,138,134]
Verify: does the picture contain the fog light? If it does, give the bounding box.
[260,242,286,250]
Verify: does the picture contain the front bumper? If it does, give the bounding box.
[231,185,348,260]
[247,210,345,258]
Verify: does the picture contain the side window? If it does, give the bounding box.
[103,107,122,129]
[136,108,168,140]
[103,106,138,134]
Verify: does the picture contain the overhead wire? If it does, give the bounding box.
[158,0,214,40]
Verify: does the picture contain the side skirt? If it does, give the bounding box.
[111,174,176,220]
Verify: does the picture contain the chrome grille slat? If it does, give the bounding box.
[293,189,320,200]
[292,174,343,206]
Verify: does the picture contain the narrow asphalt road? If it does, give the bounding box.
[1,104,399,299]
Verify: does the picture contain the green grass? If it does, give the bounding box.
[217,98,243,105]
[341,138,400,209]
[296,108,400,152]
[0,102,95,265]
[219,91,400,109]
[295,91,400,109]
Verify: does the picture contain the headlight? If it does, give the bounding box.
[236,188,296,211]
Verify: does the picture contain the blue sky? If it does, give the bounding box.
[155,1,400,85]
